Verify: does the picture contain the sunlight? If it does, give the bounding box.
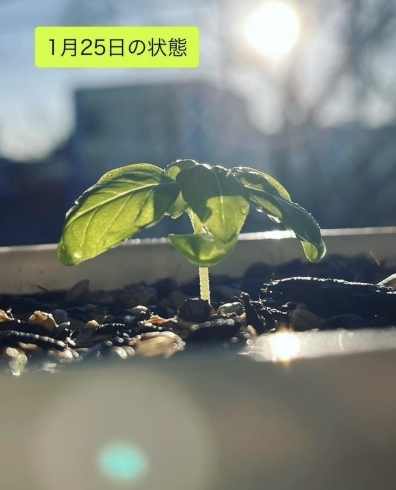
[268,332,301,361]
[245,2,300,58]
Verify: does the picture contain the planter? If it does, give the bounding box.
[0,226,395,343]
[1,227,396,489]
[2,227,396,293]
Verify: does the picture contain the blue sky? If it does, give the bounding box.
[0,0,222,159]
[0,0,395,160]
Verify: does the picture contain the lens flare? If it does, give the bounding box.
[97,442,149,483]
[268,332,301,361]
[245,2,300,58]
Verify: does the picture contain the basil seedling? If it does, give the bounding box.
[58,160,326,302]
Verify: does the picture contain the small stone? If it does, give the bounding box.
[52,309,68,325]
[111,347,128,360]
[0,309,13,322]
[134,331,185,358]
[246,325,258,340]
[288,308,322,331]
[178,298,213,323]
[131,305,149,316]
[84,320,100,329]
[217,302,244,316]
[29,311,57,332]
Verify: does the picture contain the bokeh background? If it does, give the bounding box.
[1,0,396,245]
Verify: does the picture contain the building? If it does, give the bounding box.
[1,81,396,246]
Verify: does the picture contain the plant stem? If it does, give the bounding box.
[188,211,211,303]
[199,266,210,303]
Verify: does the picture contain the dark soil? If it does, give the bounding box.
[0,253,395,374]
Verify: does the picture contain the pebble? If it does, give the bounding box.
[178,298,213,323]
[133,331,185,358]
[217,302,244,316]
[288,308,322,331]
[131,305,149,316]
[52,309,69,325]
[84,320,100,329]
[28,311,57,332]
[0,309,13,322]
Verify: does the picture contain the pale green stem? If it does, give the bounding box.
[199,266,210,303]
[188,211,211,303]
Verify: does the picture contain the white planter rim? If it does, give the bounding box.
[0,226,395,294]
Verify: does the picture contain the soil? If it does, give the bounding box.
[0,253,395,374]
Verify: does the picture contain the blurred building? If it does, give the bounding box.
[0,81,274,245]
[1,80,396,246]
[0,148,70,246]
[70,81,271,191]
[69,81,275,238]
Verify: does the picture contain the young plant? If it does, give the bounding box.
[58,160,326,302]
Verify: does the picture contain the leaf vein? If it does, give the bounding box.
[68,182,160,224]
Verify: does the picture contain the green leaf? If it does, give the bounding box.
[234,169,326,262]
[169,233,237,267]
[164,159,197,218]
[232,167,292,201]
[58,163,179,265]
[301,240,326,263]
[176,164,250,243]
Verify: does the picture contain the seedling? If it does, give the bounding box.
[58,160,326,302]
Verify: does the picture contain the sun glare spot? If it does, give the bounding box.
[268,332,301,361]
[245,2,300,58]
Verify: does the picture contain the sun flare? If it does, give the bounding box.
[268,332,301,361]
[245,2,300,58]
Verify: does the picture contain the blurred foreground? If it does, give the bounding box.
[2,349,396,490]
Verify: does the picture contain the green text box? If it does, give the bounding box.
[35,27,200,68]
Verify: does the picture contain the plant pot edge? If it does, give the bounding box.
[0,227,395,294]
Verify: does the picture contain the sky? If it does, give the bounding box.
[0,0,395,160]
[0,0,224,159]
